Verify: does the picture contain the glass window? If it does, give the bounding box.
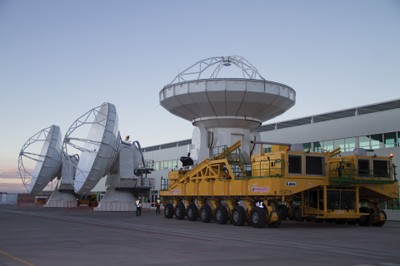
[358,159,370,177]
[153,159,188,171]
[359,136,370,149]
[162,161,168,170]
[154,161,160,171]
[344,137,356,152]
[306,156,325,175]
[371,134,383,149]
[264,147,272,153]
[303,143,311,152]
[323,140,333,152]
[384,132,396,148]
[334,139,345,151]
[288,155,302,174]
[373,160,389,177]
[398,131,400,147]
[313,141,322,152]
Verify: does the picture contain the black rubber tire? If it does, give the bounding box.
[187,203,198,221]
[215,205,228,224]
[231,205,246,226]
[277,204,288,221]
[287,204,296,220]
[359,207,373,226]
[250,208,266,228]
[372,210,387,227]
[164,203,174,219]
[294,206,303,221]
[175,202,185,220]
[200,203,212,223]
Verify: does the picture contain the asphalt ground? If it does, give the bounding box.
[0,205,399,266]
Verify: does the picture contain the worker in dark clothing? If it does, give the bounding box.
[135,198,142,216]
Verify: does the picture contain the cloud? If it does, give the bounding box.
[0,169,26,193]
[0,168,28,193]
[0,177,26,193]
[0,168,22,179]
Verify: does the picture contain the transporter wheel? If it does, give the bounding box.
[200,203,212,223]
[187,203,198,221]
[294,206,303,221]
[372,210,387,227]
[231,205,246,226]
[175,202,186,220]
[164,203,174,219]
[359,207,373,226]
[250,208,266,228]
[277,204,288,221]
[215,205,228,224]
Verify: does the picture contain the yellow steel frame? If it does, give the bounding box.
[160,141,398,223]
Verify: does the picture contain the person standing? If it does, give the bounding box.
[156,198,161,214]
[135,198,142,216]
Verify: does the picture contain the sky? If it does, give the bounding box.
[0,0,399,193]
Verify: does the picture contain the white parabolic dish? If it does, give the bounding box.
[159,56,296,129]
[63,102,119,195]
[18,125,62,194]
[160,79,295,129]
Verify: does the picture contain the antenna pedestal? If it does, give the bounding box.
[190,126,262,163]
[45,189,77,208]
[94,180,136,211]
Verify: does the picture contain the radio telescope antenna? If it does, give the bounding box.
[63,102,120,195]
[160,55,296,163]
[17,102,153,210]
[18,125,62,194]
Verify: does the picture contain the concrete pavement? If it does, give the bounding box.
[0,205,399,266]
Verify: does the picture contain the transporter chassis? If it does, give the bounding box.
[160,141,398,228]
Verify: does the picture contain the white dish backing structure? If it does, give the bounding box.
[62,102,151,211]
[63,102,120,196]
[160,55,296,162]
[18,125,63,195]
[18,125,78,207]
[18,102,152,211]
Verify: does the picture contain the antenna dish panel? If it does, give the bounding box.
[18,125,62,194]
[160,55,296,129]
[63,102,119,195]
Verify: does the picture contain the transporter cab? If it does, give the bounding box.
[160,141,399,228]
